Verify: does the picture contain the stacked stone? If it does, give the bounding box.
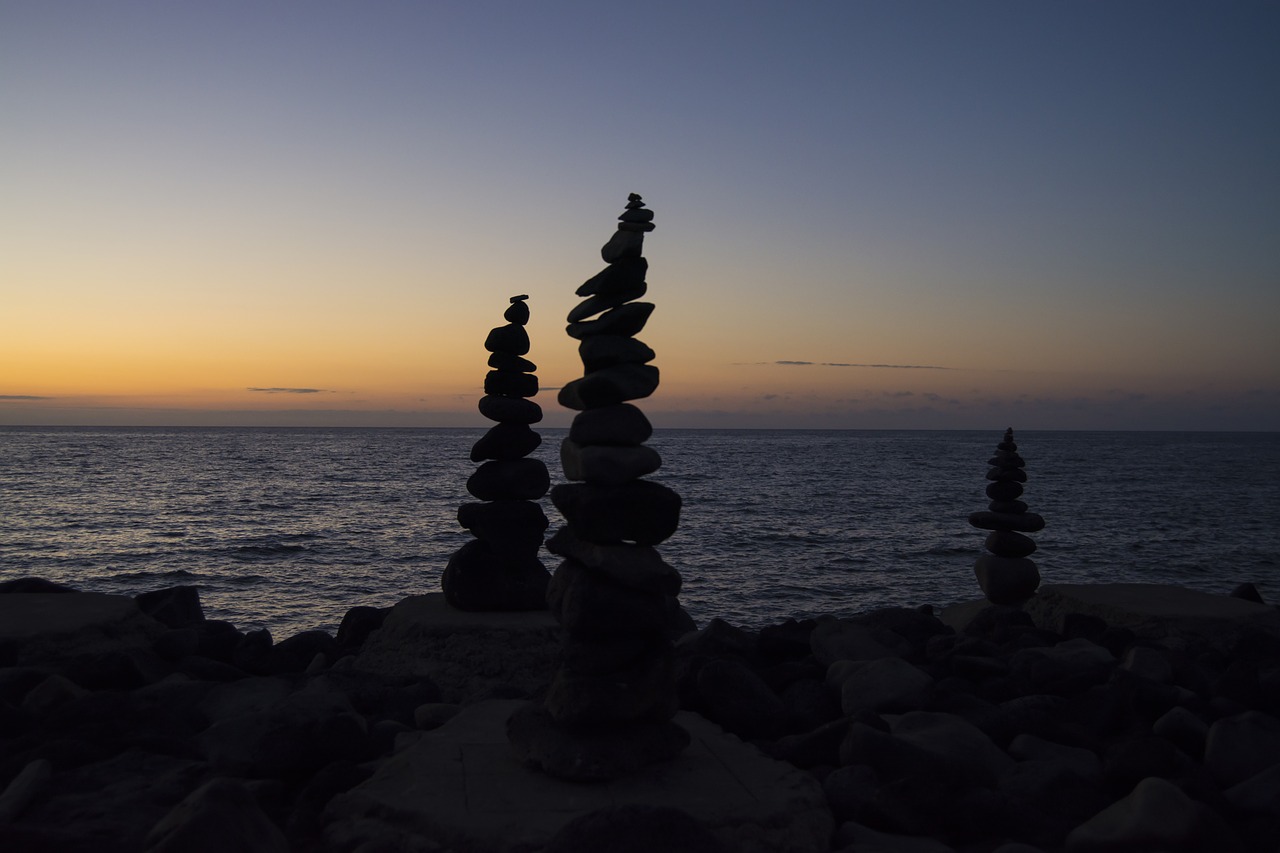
[968,427,1045,605]
[508,194,689,782]
[440,295,551,612]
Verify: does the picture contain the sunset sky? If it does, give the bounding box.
[3,2,1277,430]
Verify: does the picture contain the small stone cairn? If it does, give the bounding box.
[968,427,1045,605]
[507,193,689,782]
[440,295,551,611]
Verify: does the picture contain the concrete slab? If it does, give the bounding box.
[326,699,833,853]
[351,594,560,702]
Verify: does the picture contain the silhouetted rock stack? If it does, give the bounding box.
[508,193,690,782]
[969,427,1045,605]
[440,295,551,611]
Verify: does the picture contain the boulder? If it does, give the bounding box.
[1203,710,1280,786]
[478,394,543,424]
[557,364,661,410]
[694,658,792,740]
[568,402,654,445]
[561,439,662,484]
[550,480,681,545]
[576,257,648,297]
[1064,776,1206,852]
[134,586,205,628]
[469,422,542,461]
[466,458,550,501]
[829,657,934,716]
[144,778,289,853]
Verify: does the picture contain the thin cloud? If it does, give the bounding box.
[0,395,52,400]
[246,387,328,394]
[778,360,955,370]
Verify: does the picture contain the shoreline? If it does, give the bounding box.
[2,578,1278,851]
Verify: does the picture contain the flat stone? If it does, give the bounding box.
[968,511,1046,533]
[566,302,655,340]
[618,221,655,232]
[567,281,647,323]
[579,335,657,372]
[478,394,543,425]
[1063,776,1202,852]
[351,594,559,703]
[325,699,833,853]
[488,351,537,373]
[547,558,669,638]
[484,323,530,355]
[467,458,550,501]
[974,554,1041,604]
[577,257,648,297]
[550,480,681,545]
[1022,583,1280,650]
[484,370,538,399]
[569,404,653,446]
[601,229,645,263]
[561,439,662,484]
[618,208,655,224]
[558,364,660,411]
[984,529,1037,558]
[470,422,542,461]
[985,480,1024,501]
[546,528,681,596]
[986,467,1027,483]
[458,500,549,552]
[0,592,166,665]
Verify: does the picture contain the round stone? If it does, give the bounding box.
[467,458,550,501]
[504,298,530,325]
[470,422,542,462]
[569,404,653,446]
[441,540,549,612]
[557,365,660,411]
[487,351,536,373]
[984,529,1037,558]
[968,511,1046,533]
[601,229,645,263]
[985,480,1024,501]
[561,439,662,485]
[579,336,656,373]
[550,480,681,545]
[484,369,538,399]
[484,323,530,355]
[974,554,1040,605]
[478,395,543,425]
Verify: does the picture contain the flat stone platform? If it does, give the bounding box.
[326,699,833,853]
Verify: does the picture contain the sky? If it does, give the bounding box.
[3,1,1278,431]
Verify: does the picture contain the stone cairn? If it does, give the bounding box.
[508,193,689,782]
[968,427,1045,605]
[440,295,551,611]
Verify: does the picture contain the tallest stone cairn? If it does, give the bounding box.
[508,193,689,782]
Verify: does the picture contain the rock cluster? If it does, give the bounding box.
[440,294,551,611]
[508,194,690,782]
[969,428,1045,605]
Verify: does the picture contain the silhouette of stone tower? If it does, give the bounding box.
[440,295,551,611]
[968,427,1044,604]
[507,193,689,781]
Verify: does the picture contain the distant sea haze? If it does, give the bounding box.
[2,427,1277,638]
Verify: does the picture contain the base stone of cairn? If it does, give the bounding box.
[508,193,690,782]
[441,295,551,612]
[968,427,1044,605]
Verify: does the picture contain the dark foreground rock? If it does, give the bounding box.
[2,579,1278,852]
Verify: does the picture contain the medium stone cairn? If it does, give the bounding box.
[969,427,1045,605]
[507,193,689,782]
[440,295,551,611]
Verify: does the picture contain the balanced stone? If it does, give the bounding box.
[985,480,1023,501]
[601,229,645,263]
[568,404,653,446]
[487,352,536,373]
[458,500,549,552]
[619,208,655,224]
[483,369,538,399]
[557,364,660,410]
[577,257,648,297]
[969,510,1046,533]
[579,336,656,372]
[567,282,649,323]
[547,559,670,638]
[506,704,689,784]
[968,428,1044,604]
[478,394,542,424]
[504,294,530,325]
[545,646,676,724]
[984,529,1037,558]
[550,481,681,545]
[441,541,550,611]
[561,439,662,485]
[470,422,542,462]
[974,554,1042,606]
[484,323,530,355]
[546,528,681,596]
[565,302,655,340]
[467,458,550,502]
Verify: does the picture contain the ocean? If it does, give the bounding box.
[2,427,1277,638]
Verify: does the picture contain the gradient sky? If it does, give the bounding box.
[3,1,1277,430]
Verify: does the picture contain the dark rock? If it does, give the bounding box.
[561,439,662,484]
[266,630,337,674]
[829,657,934,715]
[822,763,878,823]
[153,628,200,661]
[144,777,289,853]
[577,257,648,297]
[546,528,682,596]
[771,716,854,769]
[507,702,689,783]
[458,500,549,553]
[566,301,654,340]
[568,403,654,446]
[567,280,648,323]
[779,677,841,732]
[969,511,1046,533]
[985,480,1024,501]
[335,605,388,653]
[547,559,667,638]
[177,655,249,682]
[600,228,645,263]
[757,618,818,659]
[558,364,661,410]
[675,617,758,658]
[0,577,76,594]
[550,480,681,545]
[194,620,243,663]
[1063,776,1211,853]
[134,586,205,628]
[1229,582,1265,604]
[985,529,1037,558]
[487,351,536,373]
[694,658,792,740]
[503,296,530,325]
[545,644,677,724]
[469,422,542,462]
[478,394,543,424]
[1101,735,1185,793]
[466,458,550,501]
[579,335,657,372]
[232,628,273,675]
[483,369,538,399]
[542,804,723,853]
[483,323,530,355]
[440,540,549,612]
[1204,710,1280,786]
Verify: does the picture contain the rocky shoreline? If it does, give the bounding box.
[1,577,1278,852]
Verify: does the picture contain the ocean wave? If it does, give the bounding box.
[105,568,197,581]
[231,542,308,558]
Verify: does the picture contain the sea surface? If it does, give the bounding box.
[2,427,1278,638]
